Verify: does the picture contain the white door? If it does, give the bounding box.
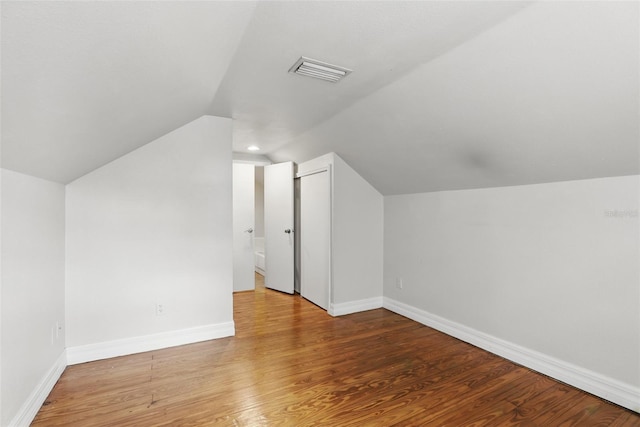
[300,170,330,310]
[232,163,255,292]
[264,162,294,294]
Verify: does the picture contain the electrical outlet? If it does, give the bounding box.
[156,303,165,316]
[396,277,403,290]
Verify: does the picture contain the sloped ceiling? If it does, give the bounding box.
[270,1,640,194]
[1,1,257,183]
[210,1,530,154]
[2,1,638,194]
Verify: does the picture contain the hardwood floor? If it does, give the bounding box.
[33,273,640,426]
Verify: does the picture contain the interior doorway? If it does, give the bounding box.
[233,159,332,313]
[232,163,256,292]
[232,162,268,292]
[254,166,265,276]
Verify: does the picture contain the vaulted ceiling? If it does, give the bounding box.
[2,1,638,194]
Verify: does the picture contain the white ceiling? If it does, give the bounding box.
[270,1,640,194]
[1,1,256,183]
[210,1,530,153]
[2,1,638,194]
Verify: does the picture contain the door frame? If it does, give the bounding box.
[231,157,271,294]
[232,163,256,292]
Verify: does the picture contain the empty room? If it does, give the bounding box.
[1,1,639,426]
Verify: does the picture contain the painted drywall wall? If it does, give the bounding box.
[384,175,639,390]
[298,153,383,312]
[1,169,66,426]
[65,116,233,351]
[332,155,384,305]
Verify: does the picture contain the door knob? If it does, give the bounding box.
[284,229,293,234]
[245,228,254,234]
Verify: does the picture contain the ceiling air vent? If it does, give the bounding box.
[288,56,352,83]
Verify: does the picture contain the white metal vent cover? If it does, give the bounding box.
[288,56,352,83]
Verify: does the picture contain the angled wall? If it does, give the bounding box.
[298,153,384,315]
[384,175,640,411]
[1,170,66,426]
[65,115,234,363]
[332,155,383,308]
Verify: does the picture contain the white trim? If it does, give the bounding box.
[329,297,383,317]
[9,351,67,427]
[66,322,235,365]
[296,166,329,179]
[383,297,640,413]
[232,153,271,165]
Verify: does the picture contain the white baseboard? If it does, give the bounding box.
[9,351,67,427]
[329,297,383,317]
[383,297,640,413]
[66,321,235,365]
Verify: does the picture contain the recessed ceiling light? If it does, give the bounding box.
[247,145,260,151]
[289,56,352,83]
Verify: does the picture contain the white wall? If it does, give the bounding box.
[384,175,639,408]
[65,116,234,359]
[298,153,384,314]
[1,169,66,426]
[332,155,384,306]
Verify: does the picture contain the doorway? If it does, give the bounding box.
[232,162,267,292]
[233,160,332,313]
[232,163,255,292]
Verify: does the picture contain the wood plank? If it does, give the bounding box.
[32,273,640,426]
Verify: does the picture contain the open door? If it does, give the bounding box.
[264,162,294,294]
[232,163,255,292]
[300,170,330,310]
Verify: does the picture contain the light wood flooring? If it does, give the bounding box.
[33,273,640,426]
